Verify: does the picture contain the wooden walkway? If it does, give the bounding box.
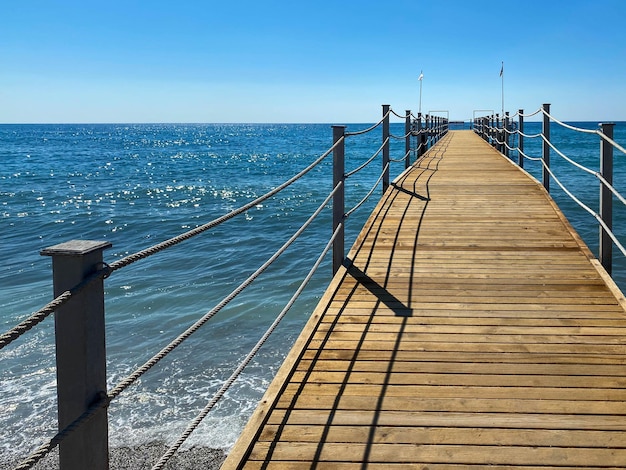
[222,131,626,469]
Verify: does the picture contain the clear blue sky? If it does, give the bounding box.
[2,0,625,123]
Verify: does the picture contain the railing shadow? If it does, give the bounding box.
[358,134,447,467]
[257,133,449,468]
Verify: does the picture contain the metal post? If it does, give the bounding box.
[41,240,112,470]
[504,112,510,157]
[417,113,424,158]
[600,122,615,275]
[518,109,524,168]
[332,126,346,275]
[496,114,501,152]
[542,103,551,192]
[425,114,431,150]
[333,126,346,275]
[382,104,390,194]
[405,110,411,169]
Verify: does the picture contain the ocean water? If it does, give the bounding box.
[0,122,410,463]
[1,120,625,464]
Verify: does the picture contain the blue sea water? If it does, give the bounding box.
[0,122,410,462]
[1,120,625,463]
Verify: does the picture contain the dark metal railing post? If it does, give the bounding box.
[425,114,431,150]
[490,115,495,146]
[600,122,615,275]
[417,113,425,158]
[518,109,524,168]
[405,110,411,169]
[382,104,390,194]
[40,240,112,470]
[332,125,346,275]
[542,103,551,192]
[496,114,501,152]
[504,112,510,157]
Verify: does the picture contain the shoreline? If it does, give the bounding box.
[2,444,227,470]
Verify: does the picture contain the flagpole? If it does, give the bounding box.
[418,70,423,114]
[500,61,504,116]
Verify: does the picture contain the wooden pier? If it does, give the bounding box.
[222,130,626,469]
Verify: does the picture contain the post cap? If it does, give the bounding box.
[41,240,112,257]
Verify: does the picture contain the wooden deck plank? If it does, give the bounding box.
[221,130,626,469]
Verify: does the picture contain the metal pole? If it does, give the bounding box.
[332,125,346,275]
[40,240,112,470]
[518,109,524,168]
[382,104,390,194]
[504,111,510,157]
[419,72,423,114]
[417,113,424,158]
[542,103,551,192]
[600,122,615,275]
[496,114,501,152]
[405,110,411,169]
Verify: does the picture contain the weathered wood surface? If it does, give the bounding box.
[222,131,626,469]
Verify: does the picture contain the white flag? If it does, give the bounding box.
[418,71,424,81]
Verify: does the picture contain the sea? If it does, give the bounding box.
[1,120,625,464]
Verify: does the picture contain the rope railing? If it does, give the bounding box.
[542,110,601,135]
[344,109,391,137]
[390,131,412,140]
[345,137,388,178]
[0,272,99,350]
[13,149,343,470]
[473,104,625,277]
[539,134,597,176]
[5,103,446,470]
[345,161,391,218]
[542,161,626,259]
[542,109,626,156]
[151,222,343,470]
[0,138,342,353]
[390,149,412,163]
[108,183,342,402]
[518,148,543,162]
[518,107,543,118]
[14,393,110,470]
[597,131,626,156]
[518,130,543,139]
[389,108,408,119]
